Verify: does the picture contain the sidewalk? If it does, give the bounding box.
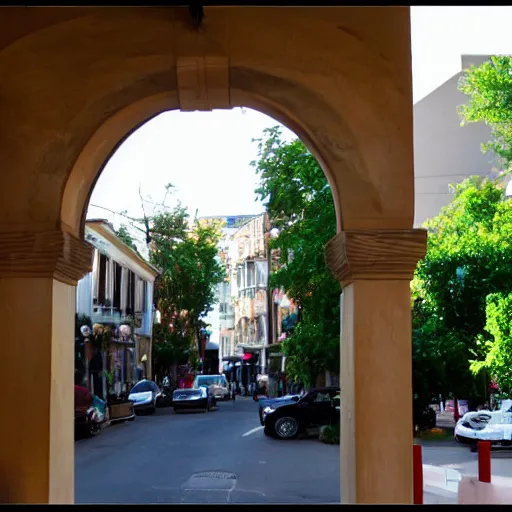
[422,464,461,504]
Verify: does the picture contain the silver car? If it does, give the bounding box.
[128,379,161,415]
[172,385,213,413]
[193,375,230,401]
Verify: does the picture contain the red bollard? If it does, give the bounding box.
[453,397,460,423]
[413,444,423,504]
[478,440,491,483]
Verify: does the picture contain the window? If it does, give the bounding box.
[135,277,144,313]
[142,280,148,312]
[97,253,107,305]
[246,261,255,287]
[314,392,331,403]
[256,261,268,287]
[194,376,224,387]
[113,262,122,310]
[131,381,155,393]
[237,266,242,289]
[126,270,136,315]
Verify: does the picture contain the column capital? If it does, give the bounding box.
[325,229,427,287]
[0,230,93,285]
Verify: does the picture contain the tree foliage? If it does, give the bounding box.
[472,293,512,394]
[459,56,512,167]
[116,225,137,251]
[413,177,512,400]
[119,186,226,376]
[252,127,339,387]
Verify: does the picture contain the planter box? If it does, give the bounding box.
[108,401,135,422]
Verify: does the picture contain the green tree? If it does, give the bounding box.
[413,176,512,402]
[458,55,512,168]
[116,224,137,251]
[111,186,226,377]
[149,202,226,373]
[472,293,512,394]
[252,127,340,388]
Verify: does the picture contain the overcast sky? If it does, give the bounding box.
[88,6,512,249]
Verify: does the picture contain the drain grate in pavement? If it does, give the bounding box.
[193,471,237,480]
[181,471,238,492]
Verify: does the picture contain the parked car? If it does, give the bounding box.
[413,401,437,431]
[74,385,109,438]
[172,385,215,413]
[258,394,301,426]
[454,399,512,451]
[128,379,161,415]
[193,374,230,401]
[262,386,340,440]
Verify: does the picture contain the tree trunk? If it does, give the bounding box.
[325,369,332,387]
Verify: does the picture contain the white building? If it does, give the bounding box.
[76,219,159,389]
[200,215,258,371]
[413,54,504,227]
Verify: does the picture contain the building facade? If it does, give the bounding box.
[76,220,159,397]
[200,215,256,374]
[413,54,503,226]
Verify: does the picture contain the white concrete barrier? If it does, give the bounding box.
[423,464,461,493]
[458,476,512,504]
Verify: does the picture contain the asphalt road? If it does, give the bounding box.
[75,397,340,504]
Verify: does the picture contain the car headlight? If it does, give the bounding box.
[262,406,274,416]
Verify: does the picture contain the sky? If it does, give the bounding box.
[88,6,512,249]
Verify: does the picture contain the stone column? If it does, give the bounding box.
[326,229,427,504]
[0,231,93,504]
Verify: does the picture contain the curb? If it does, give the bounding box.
[423,464,462,493]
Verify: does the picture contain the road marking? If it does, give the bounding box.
[242,426,264,437]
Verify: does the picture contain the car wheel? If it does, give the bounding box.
[274,416,300,439]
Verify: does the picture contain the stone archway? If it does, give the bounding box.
[0,6,426,505]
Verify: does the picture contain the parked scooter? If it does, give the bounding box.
[75,385,109,438]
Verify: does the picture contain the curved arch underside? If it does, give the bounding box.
[0,6,415,239]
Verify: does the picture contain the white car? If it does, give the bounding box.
[454,399,512,451]
[128,379,161,415]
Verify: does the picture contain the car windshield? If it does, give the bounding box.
[301,391,336,405]
[131,381,155,393]
[195,376,224,387]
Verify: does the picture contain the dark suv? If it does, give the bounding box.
[262,386,340,440]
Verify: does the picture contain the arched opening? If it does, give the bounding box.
[72,103,343,504]
[61,85,355,239]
